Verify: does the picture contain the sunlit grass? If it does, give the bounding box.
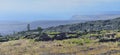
[0,39,120,55]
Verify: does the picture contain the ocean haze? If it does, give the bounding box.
[1,13,120,35]
[0,20,85,35]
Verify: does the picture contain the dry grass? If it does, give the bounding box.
[0,39,120,55]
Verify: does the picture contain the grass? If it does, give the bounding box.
[46,32,60,35]
[61,38,94,45]
[116,32,120,38]
[0,39,120,55]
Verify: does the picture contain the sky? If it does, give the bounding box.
[0,0,120,21]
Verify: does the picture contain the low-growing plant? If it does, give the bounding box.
[117,42,120,46]
[46,32,60,35]
[116,33,120,38]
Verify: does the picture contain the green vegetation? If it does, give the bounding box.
[27,24,31,31]
[1,17,120,55]
[37,27,43,35]
[46,31,60,35]
[67,34,77,37]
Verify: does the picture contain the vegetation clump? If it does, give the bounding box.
[62,38,93,45]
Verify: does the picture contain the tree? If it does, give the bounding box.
[37,27,43,35]
[27,24,30,31]
[0,33,2,37]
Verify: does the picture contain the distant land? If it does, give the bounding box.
[71,14,120,21]
[1,14,120,35]
[0,20,85,35]
[45,17,120,32]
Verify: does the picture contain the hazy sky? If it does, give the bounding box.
[0,0,120,21]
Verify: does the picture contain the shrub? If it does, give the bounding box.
[46,32,60,35]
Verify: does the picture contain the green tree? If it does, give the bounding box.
[37,27,43,35]
[27,24,30,31]
[0,33,2,37]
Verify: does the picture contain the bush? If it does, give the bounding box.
[46,32,60,35]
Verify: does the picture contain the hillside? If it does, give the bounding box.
[29,20,85,29]
[0,20,84,35]
[71,14,120,21]
[1,14,120,35]
[44,17,120,32]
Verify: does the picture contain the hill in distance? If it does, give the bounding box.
[0,20,85,35]
[45,17,120,32]
[1,14,120,35]
[71,14,120,21]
